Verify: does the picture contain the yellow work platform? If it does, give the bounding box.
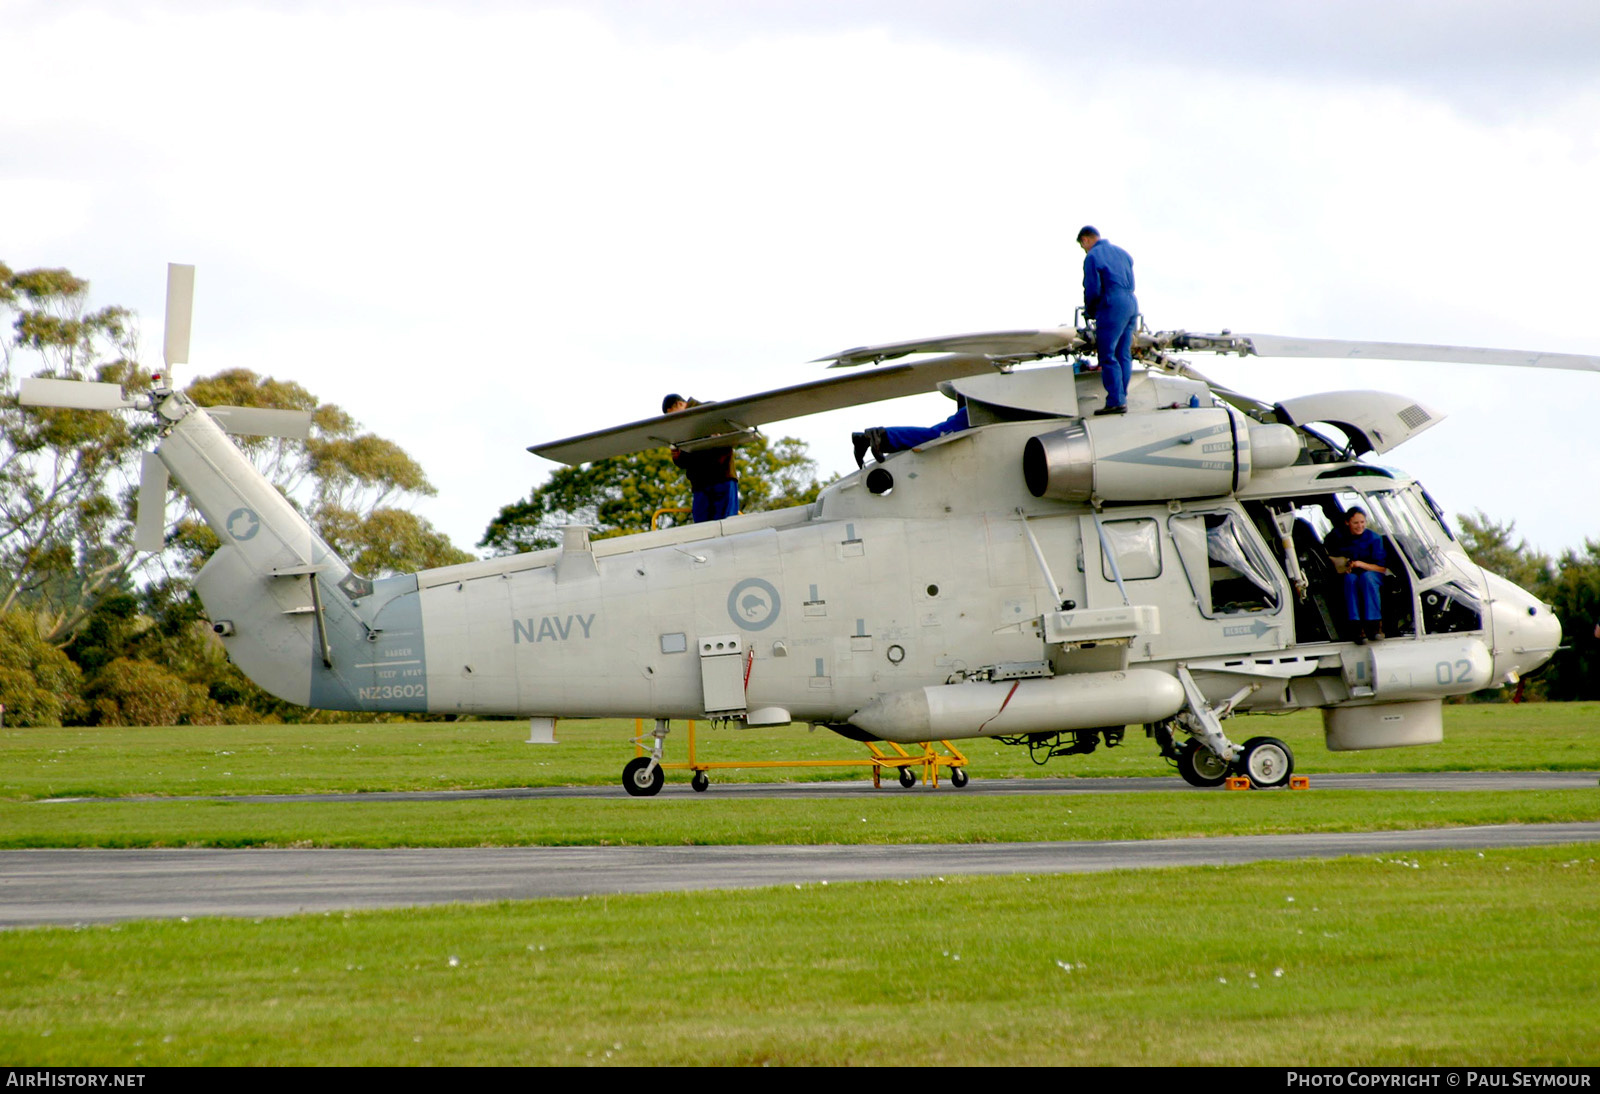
[625,718,969,796]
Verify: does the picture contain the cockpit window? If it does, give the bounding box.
[1416,486,1456,542]
[1342,489,1444,581]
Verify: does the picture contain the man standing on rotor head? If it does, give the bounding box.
[1077,226,1138,415]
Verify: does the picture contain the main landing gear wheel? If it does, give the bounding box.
[691,771,710,793]
[898,766,917,788]
[1176,740,1230,788]
[950,767,969,788]
[622,756,665,797]
[1237,736,1294,789]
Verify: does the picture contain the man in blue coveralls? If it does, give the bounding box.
[852,402,970,467]
[663,394,739,522]
[1077,226,1139,415]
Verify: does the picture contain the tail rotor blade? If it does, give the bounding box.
[18,377,136,410]
[134,452,169,553]
[163,263,195,381]
[205,405,313,439]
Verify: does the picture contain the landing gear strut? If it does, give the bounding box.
[622,719,670,797]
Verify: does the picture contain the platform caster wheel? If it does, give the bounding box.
[1237,736,1294,789]
[1176,740,1230,788]
[898,766,917,788]
[691,771,710,793]
[950,767,969,788]
[622,756,665,797]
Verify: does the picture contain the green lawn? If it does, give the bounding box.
[4,846,1596,1066]
[5,702,1597,802]
[4,789,1598,849]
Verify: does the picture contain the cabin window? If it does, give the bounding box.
[1100,519,1162,582]
[1169,511,1281,617]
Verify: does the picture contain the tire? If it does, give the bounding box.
[691,771,709,793]
[1176,740,1230,788]
[898,766,917,788]
[950,767,969,788]
[1238,736,1294,789]
[622,756,665,797]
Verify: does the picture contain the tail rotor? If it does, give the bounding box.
[16,263,311,553]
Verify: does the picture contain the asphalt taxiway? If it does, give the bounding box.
[4,768,1597,928]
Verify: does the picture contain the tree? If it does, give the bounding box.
[0,610,84,726]
[479,435,827,555]
[1,263,154,644]
[1540,539,1600,702]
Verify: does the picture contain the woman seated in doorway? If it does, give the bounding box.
[1324,506,1388,645]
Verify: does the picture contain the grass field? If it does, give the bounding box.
[5,790,1599,849]
[5,702,1598,801]
[3,847,1596,1066]
[3,703,1597,1065]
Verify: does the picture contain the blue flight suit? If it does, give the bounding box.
[1082,239,1138,408]
[672,445,739,522]
[881,406,970,451]
[1325,526,1387,624]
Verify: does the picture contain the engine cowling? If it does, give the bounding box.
[1023,407,1300,502]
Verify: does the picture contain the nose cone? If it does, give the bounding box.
[1482,571,1563,685]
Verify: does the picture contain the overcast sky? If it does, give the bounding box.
[4,0,1597,558]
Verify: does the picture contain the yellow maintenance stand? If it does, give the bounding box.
[625,718,969,796]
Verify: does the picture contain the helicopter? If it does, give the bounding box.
[19,265,1591,795]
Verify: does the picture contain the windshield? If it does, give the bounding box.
[1342,489,1444,581]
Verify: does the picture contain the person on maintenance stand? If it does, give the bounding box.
[1077,225,1139,415]
[662,393,739,523]
[1324,506,1389,644]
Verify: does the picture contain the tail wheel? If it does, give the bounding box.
[1238,736,1294,789]
[1176,740,1230,788]
[622,756,665,797]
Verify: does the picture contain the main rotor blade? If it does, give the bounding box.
[531,353,1000,465]
[18,377,136,410]
[206,405,313,440]
[134,452,169,554]
[817,327,1087,368]
[163,263,195,370]
[1240,333,1600,373]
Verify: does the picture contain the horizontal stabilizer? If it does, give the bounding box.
[206,405,314,439]
[1241,333,1600,373]
[531,353,1000,465]
[18,377,136,410]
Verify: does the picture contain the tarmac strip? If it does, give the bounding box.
[3,821,1598,927]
